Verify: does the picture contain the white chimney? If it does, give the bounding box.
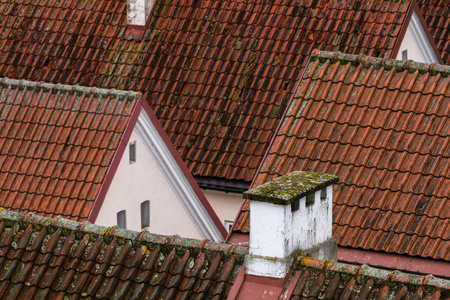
[244,171,338,278]
[127,0,156,26]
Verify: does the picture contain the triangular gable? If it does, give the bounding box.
[90,97,227,241]
[395,4,442,63]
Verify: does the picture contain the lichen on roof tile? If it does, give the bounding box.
[235,50,450,261]
[243,171,338,205]
[0,208,245,299]
[0,0,411,182]
[0,77,139,221]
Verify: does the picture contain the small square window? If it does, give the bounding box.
[117,210,126,229]
[129,141,136,163]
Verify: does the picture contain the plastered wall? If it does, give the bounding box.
[202,189,243,231]
[96,130,203,239]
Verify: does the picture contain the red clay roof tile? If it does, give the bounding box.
[419,0,450,64]
[233,51,450,261]
[0,209,448,298]
[0,0,411,181]
[0,77,138,221]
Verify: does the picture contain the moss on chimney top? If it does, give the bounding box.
[244,171,339,205]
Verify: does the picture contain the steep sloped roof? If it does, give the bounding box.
[0,77,139,221]
[418,0,450,64]
[0,209,245,299]
[233,51,450,261]
[0,0,411,182]
[0,209,448,299]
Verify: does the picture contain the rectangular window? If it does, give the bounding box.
[402,50,408,61]
[321,188,327,200]
[117,210,126,229]
[129,141,136,164]
[141,200,150,229]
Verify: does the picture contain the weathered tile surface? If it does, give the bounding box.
[234,51,450,261]
[418,0,450,64]
[285,254,450,299]
[0,209,245,299]
[0,77,138,221]
[0,209,448,299]
[0,0,410,181]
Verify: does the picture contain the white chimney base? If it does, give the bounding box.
[245,254,292,278]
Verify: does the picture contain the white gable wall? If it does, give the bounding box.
[96,129,203,239]
[396,11,440,63]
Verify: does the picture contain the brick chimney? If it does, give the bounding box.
[244,171,339,278]
[125,0,156,40]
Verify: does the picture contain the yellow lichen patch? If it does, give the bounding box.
[101,228,110,235]
[142,245,150,255]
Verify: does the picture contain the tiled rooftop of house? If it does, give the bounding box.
[0,208,448,299]
[0,77,139,221]
[0,209,246,299]
[284,254,450,299]
[418,0,450,64]
[0,0,411,182]
[233,51,450,261]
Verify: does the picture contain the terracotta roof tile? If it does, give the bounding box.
[0,209,245,299]
[0,0,411,181]
[418,0,450,64]
[0,208,448,298]
[283,255,450,299]
[233,51,450,261]
[0,77,139,221]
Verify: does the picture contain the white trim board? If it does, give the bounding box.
[135,110,224,242]
[408,11,440,64]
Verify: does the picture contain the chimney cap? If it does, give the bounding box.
[244,171,339,205]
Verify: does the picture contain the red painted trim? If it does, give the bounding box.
[391,2,413,59]
[227,265,245,300]
[411,1,444,64]
[141,100,228,239]
[338,247,450,278]
[280,270,301,300]
[88,95,144,223]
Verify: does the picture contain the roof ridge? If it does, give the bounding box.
[311,50,450,76]
[0,77,141,100]
[297,255,450,289]
[0,208,248,257]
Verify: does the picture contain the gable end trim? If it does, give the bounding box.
[135,105,225,242]
[409,10,441,64]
